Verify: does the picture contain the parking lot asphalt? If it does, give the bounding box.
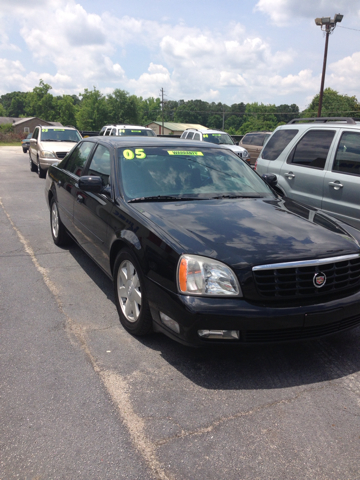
[1,146,360,479]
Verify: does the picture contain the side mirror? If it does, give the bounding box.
[262,173,278,188]
[78,175,103,193]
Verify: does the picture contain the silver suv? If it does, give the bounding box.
[99,124,156,137]
[255,117,360,230]
[180,128,250,161]
[29,125,82,178]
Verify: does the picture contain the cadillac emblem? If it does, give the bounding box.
[313,272,326,288]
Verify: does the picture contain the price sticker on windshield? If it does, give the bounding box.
[123,149,147,160]
[167,151,204,156]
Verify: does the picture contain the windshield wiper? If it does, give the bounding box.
[128,195,203,203]
[210,194,263,199]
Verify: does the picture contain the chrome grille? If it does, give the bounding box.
[56,152,68,159]
[253,254,360,299]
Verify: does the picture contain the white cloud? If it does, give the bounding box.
[0,0,359,109]
[327,52,360,96]
[255,0,360,26]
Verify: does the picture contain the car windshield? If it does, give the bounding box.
[41,128,82,142]
[118,129,156,137]
[118,146,273,201]
[202,133,234,145]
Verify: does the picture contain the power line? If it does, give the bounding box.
[337,25,360,32]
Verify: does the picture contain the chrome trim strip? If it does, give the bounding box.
[252,254,360,272]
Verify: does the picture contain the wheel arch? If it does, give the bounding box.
[109,239,138,277]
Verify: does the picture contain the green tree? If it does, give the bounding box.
[106,89,130,124]
[59,95,77,127]
[207,114,223,129]
[275,104,299,123]
[174,99,210,125]
[139,97,162,124]
[302,88,360,117]
[238,103,278,134]
[25,79,56,120]
[0,103,6,116]
[76,87,107,131]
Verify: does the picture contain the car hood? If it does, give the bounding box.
[41,141,77,152]
[132,197,360,268]
[218,144,246,154]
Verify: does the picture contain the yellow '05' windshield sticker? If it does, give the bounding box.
[167,151,204,156]
[123,149,147,160]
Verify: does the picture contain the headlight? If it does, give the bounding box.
[177,254,242,296]
[40,150,56,159]
[241,149,249,158]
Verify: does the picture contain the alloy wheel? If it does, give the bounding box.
[117,260,142,322]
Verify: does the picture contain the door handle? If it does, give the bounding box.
[285,172,295,179]
[329,182,343,190]
[77,194,84,203]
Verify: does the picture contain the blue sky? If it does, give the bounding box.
[0,0,359,109]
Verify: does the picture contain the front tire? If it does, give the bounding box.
[50,197,71,246]
[38,160,46,178]
[114,249,152,336]
[29,154,37,172]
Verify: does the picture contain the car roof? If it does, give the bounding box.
[103,124,152,129]
[38,125,77,130]
[83,136,226,150]
[185,128,228,134]
[243,131,272,135]
[276,122,360,131]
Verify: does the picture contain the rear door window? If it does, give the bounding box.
[262,129,298,160]
[252,135,265,147]
[287,130,335,169]
[186,132,194,139]
[332,131,360,176]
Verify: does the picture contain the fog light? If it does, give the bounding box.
[198,329,239,340]
[160,312,180,334]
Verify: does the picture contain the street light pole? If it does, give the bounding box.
[317,26,330,117]
[315,14,343,117]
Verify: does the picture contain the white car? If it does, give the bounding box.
[99,124,156,137]
[180,128,250,161]
[29,126,82,178]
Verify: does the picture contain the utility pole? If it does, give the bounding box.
[160,88,165,134]
[315,14,343,117]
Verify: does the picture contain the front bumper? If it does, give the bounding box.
[146,278,360,346]
[39,157,60,170]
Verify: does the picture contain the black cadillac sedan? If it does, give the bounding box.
[45,136,360,346]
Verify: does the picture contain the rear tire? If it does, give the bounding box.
[50,197,71,246]
[114,249,153,336]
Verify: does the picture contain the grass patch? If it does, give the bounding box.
[0,142,22,146]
